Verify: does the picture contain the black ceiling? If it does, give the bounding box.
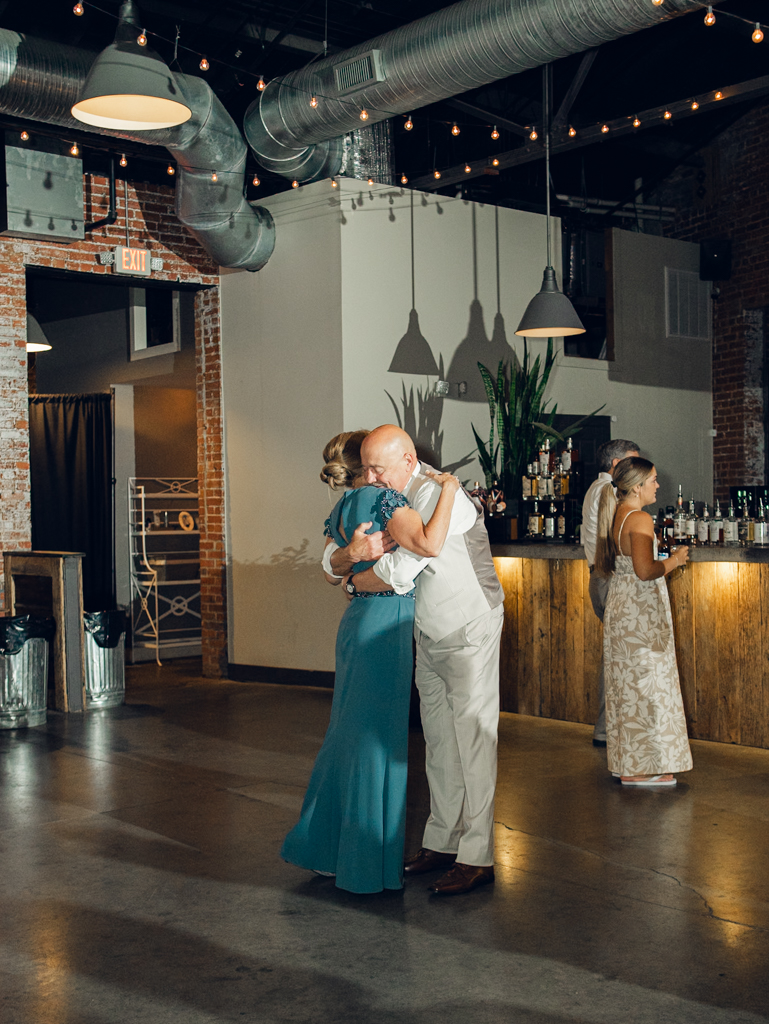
[1,0,767,221]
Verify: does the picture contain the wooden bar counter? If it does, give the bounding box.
[491,543,769,749]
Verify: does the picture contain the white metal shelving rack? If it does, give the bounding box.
[128,478,201,664]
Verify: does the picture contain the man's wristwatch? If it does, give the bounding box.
[344,575,357,596]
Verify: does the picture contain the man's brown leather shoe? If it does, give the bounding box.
[429,863,495,895]
[403,848,457,875]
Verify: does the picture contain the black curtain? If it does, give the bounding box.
[28,394,113,611]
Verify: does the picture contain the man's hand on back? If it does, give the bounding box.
[329,523,397,576]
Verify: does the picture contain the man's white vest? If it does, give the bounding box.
[407,472,504,642]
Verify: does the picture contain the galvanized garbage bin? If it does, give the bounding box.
[0,616,55,729]
[84,611,127,710]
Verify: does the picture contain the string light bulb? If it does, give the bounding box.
[633,116,641,127]
[20,130,29,141]
[137,30,147,46]
[400,173,408,184]
[73,1,84,13]
[601,124,610,133]
[663,109,672,120]
[404,115,413,130]
[491,125,499,140]
[704,6,715,26]
[253,174,260,186]
[211,170,218,182]
[451,123,460,136]
[753,23,764,43]
[715,90,723,100]
[568,126,576,137]
[291,179,299,188]
[119,153,127,167]
[464,163,471,173]
[200,57,209,71]
[330,178,338,188]
[167,163,175,175]
[691,100,699,110]
[310,94,318,108]
[257,76,266,91]
[70,142,79,156]
[529,128,538,141]
[367,177,374,186]
[652,0,663,5]
[359,108,369,121]
[492,158,500,167]
[433,169,441,179]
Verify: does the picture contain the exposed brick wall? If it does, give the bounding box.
[652,100,769,501]
[0,173,228,675]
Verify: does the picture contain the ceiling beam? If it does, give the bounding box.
[444,98,530,138]
[410,74,769,191]
[551,49,598,131]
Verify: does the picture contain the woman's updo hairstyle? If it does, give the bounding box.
[320,430,369,490]
[594,456,655,577]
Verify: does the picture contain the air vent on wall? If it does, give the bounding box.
[665,267,711,341]
[333,50,385,96]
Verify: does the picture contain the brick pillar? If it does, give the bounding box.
[0,248,32,611]
[195,286,228,677]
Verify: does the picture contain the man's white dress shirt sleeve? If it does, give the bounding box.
[581,472,612,567]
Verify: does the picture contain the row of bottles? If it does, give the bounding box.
[522,437,581,500]
[656,485,769,551]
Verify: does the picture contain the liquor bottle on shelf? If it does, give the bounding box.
[753,499,769,547]
[557,505,567,540]
[685,499,698,546]
[739,503,754,547]
[541,465,554,499]
[561,437,573,472]
[522,467,532,500]
[553,458,563,497]
[558,458,569,496]
[657,530,671,560]
[544,502,556,539]
[673,496,687,543]
[656,508,666,542]
[538,438,551,476]
[528,499,543,537]
[724,502,740,546]
[664,506,675,542]
[697,503,710,546]
[709,500,724,545]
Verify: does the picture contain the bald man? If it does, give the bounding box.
[322,425,504,896]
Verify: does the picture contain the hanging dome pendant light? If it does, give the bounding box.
[516,67,585,339]
[72,0,192,130]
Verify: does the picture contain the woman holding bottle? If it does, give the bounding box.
[594,457,693,787]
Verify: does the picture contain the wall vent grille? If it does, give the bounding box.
[333,50,385,95]
[665,267,711,341]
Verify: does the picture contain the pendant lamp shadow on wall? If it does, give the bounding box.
[388,309,440,375]
[26,313,52,353]
[71,1,191,131]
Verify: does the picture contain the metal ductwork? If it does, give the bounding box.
[245,0,715,185]
[0,29,274,271]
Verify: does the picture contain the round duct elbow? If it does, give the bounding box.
[244,99,343,184]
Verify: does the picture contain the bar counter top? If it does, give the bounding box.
[491,542,769,562]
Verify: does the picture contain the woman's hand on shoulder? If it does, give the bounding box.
[425,470,461,493]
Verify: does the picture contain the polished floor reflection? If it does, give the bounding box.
[1,659,769,1024]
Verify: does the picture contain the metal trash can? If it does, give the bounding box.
[0,616,55,729]
[84,611,127,710]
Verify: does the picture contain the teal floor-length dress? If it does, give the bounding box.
[281,485,415,893]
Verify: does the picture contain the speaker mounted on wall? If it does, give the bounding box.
[700,239,732,281]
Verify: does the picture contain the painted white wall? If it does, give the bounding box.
[221,179,712,672]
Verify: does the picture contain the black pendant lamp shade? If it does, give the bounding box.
[515,267,586,337]
[26,313,52,353]
[72,1,191,131]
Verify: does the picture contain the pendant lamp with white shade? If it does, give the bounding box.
[516,68,585,339]
[72,1,191,131]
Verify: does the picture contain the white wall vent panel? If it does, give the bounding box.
[665,267,711,341]
[333,50,385,95]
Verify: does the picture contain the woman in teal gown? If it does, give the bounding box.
[281,431,458,893]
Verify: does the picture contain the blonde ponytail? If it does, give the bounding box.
[320,429,369,490]
[594,483,618,577]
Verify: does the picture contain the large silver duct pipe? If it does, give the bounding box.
[0,29,274,271]
[245,0,715,184]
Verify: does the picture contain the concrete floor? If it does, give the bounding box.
[1,660,769,1024]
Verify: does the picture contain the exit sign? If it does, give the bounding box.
[114,245,151,276]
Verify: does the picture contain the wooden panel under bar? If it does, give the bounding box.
[492,544,769,749]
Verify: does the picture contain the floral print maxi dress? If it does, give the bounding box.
[603,510,693,777]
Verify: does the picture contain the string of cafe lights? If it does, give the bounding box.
[64,0,769,192]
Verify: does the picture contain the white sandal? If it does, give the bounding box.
[621,774,676,787]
